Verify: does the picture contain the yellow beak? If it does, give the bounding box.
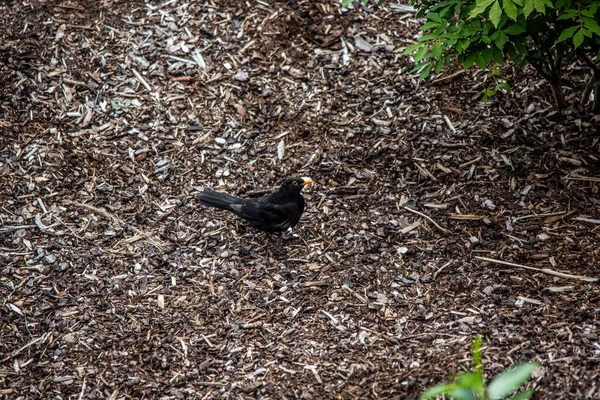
[301,177,313,186]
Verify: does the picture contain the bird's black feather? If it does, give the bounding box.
[197,177,312,233]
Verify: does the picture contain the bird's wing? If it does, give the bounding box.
[236,199,297,229]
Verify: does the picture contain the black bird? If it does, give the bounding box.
[197,177,313,233]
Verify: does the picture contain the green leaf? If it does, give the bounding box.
[514,40,527,54]
[457,371,484,389]
[418,34,439,41]
[469,0,496,18]
[503,24,527,35]
[483,47,494,64]
[419,64,433,80]
[420,21,437,30]
[341,0,353,6]
[476,53,487,68]
[503,0,518,21]
[557,25,578,43]
[495,31,507,49]
[505,43,516,58]
[414,45,429,61]
[472,334,483,372]
[493,47,504,63]
[448,388,480,400]
[573,28,585,48]
[582,17,600,36]
[428,12,443,24]
[434,58,444,74]
[489,1,502,28]
[532,0,546,13]
[557,9,577,20]
[581,8,595,18]
[465,52,477,68]
[507,389,534,400]
[410,61,429,73]
[420,383,460,399]
[482,89,493,103]
[403,43,421,55]
[523,0,534,18]
[499,82,511,90]
[487,363,539,400]
[460,39,471,51]
[431,42,443,57]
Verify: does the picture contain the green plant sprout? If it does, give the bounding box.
[420,334,539,400]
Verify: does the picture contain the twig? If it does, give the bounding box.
[132,68,153,92]
[459,156,482,169]
[360,326,399,344]
[564,175,600,183]
[64,200,165,249]
[431,70,465,85]
[0,225,36,233]
[34,214,60,234]
[403,205,450,234]
[415,162,437,181]
[1,333,50,362]
[443,115,456,133]
[78,379,86,400]
[342,285,367,303]
[474,256,599,283]
[574,217,600,225]
[320,310,340,326]
[433,261,452,280]
[400,220,421,234]
[513,210,571,222]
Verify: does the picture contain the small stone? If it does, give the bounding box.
[232,71,249,82]
[537,233,551,241]
[44,254,57,264]
[483,199,496,210]
[63,333,78,343]
[354,36,373,52]
[355,170,374,180]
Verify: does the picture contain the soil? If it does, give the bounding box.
[1,1,600,399]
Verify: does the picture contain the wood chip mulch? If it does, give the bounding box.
[1,1,599,399]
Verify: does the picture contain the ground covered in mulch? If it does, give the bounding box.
[1,0,600,398]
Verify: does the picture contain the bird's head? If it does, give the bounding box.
[280,177,313,194]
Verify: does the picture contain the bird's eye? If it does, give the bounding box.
[292,181,299,186]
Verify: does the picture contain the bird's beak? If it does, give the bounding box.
[301,177,313,186]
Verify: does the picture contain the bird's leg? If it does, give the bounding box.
[264,232,275,264]
[280,227,300,244]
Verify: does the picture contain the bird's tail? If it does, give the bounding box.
[197,190,243,211]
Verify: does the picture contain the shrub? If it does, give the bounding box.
[403,0,600,112]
